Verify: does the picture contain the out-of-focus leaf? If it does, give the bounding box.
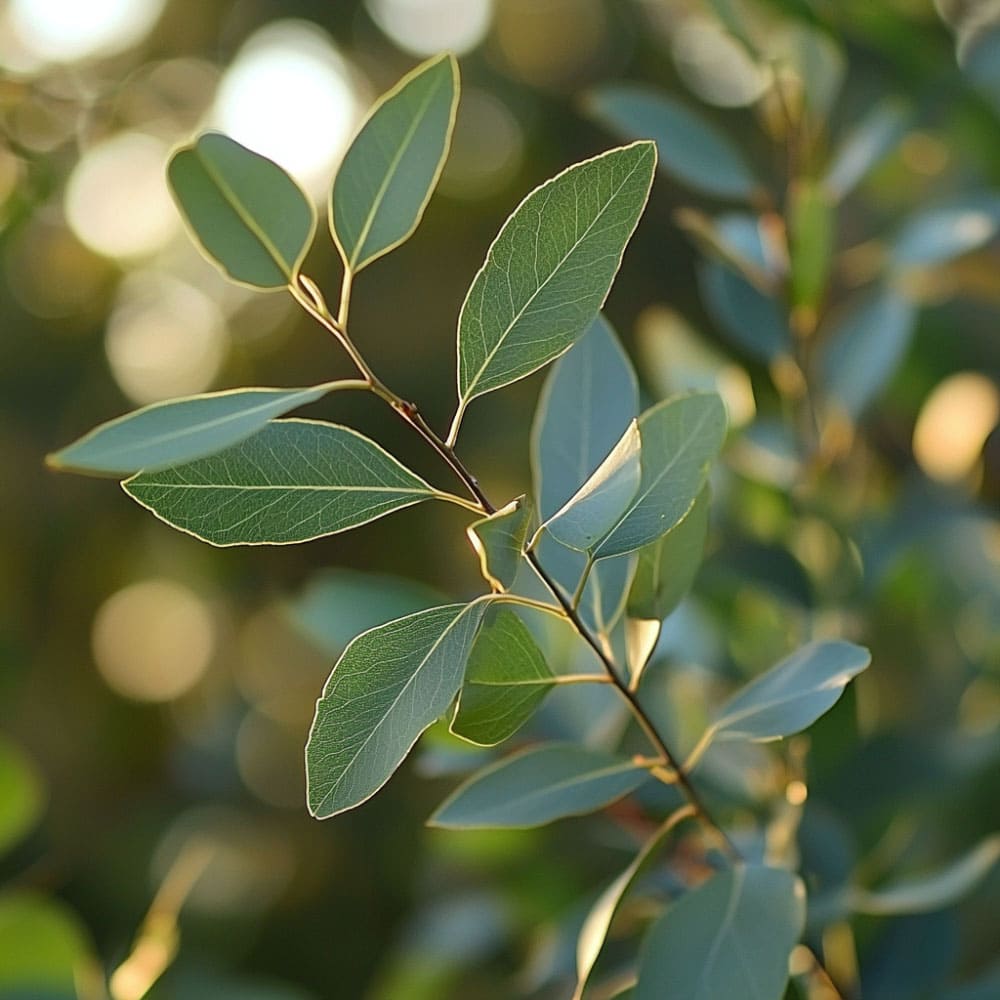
[628,487,709,621]
[701,540,815,608]
[824,100,909,200]
[450,609,555,747]
[168,133,315,288]
[788,180,834,318]
[467,497,532,593]
[306,602,488,819]
[331,54,458,272]
[768,23,845,121]
[0,891,93,996]
[596,394,727,559]
[429,744,649,829]
[942,965,1000,1000]
[124,419,436,546]
[704,641,871,746]
[543,421,641,552]
[287,568,445,655]
[586,86,760,200]
[819,286,917,418]
[891,193,1000,268]
[956,11,1000,113]
[47,382,355,477]
[635,865,805,1000]
[452,142,655,426]
[0,738,43,859]
[862,911,959,1000]
[849,835,1000,914]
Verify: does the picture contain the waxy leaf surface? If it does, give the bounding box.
[467,497,532,592]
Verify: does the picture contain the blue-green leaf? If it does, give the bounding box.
[429,744,649,829]
[450,609,555,747]
[824,101,909,200]
[331,54,458,272]
[892,193,1000,268]
[124,419,436,546]
[467,497,532,593]
[47,382,357,477]
[819,287,916,418]
[307,602,488,819]
[596,394,727,559]
[587,86,760,200]
[168,133,315,289]
[451,143,655,433]
[636,865,805,1000]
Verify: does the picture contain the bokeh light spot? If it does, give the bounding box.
[367,0,493,57]
[92,579,215,703]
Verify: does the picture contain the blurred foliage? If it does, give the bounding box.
[1,0,998,997]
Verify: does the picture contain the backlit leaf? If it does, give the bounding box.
[168,133,315,288]
[824,100,909,200]
[892,193,1000,268]
[467,497,532,592]
[307,601,488,819]
[0,738,44,859]
[331,54,458,272]
[124,419,436,546]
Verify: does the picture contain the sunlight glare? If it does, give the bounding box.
[367,0,493,57]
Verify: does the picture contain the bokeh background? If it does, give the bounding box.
[1,0,998,997]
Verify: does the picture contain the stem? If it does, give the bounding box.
[490,592,568,620]
[295,273,740,863]
[570,553,595,610]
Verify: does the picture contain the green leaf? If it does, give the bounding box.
[819,287,916,418]
[892,193,1000,268]
[768,23,845,121]
[452,142,656,433]
[306,602,488,819]
[543,421,641,552]
[574,810,693,1000]
[331,54,458,273]
[706,641,870,746]
[168,133,315,289]
[429,744,649,829]
[0,738,44,859]
[788,180,834,318]
[587,86,760,200]
[47,382,358,478]
[628,486,710,621]
[636,865,805,1000]
[450,609,555,747]
[124,418,436,546]
[824,100,909,200]
[849,835,1000,915]
[595,393,727,559]
[467,497,532,593]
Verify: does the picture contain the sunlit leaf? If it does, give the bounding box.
[769,22,845,121]
[124,419,436,546]
[331,54,458,272]
[892,193,1000,268]
[705,641,871,746]
[0,738,44,859]
[452,142,655,429]
[307,601,489,819]
[429,744,649,829]
[587,86,760,200]
[849,835,1000,915]
[824,100,909,200]
[467,497,532,592]
[788,180,834,319]
[819,287,916,418]
[543,421,641,552]
[450,609,555,747]
[168,133,315,288]
[635,865,805,1000]
[47,382,356,477]
[596,394,726,559]
[628,487,709,621]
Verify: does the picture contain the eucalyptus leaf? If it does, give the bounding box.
[824,100,909,200]
[124,418,436,546]
[429,744,649,829]
[849,835,1000,915]
[0,738,44,859]
[789,180,834,316]
[167,133,315,288]
[331,53,458,272]
[892,193,1000,268]
[47,382,356,477]
[628,486,710,621]
[452,142,655,433]
[586,86,760,200]
[467,496,532,592]
[450,609,555,747]
[705,640,871,746]
[306,601,488,819]
[636,865,806,1000]
[596,393,727,559]
[543,421,641,552]
[819,287,916,418]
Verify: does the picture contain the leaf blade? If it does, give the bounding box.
[123,418,436,546]
[467,497,533,592]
